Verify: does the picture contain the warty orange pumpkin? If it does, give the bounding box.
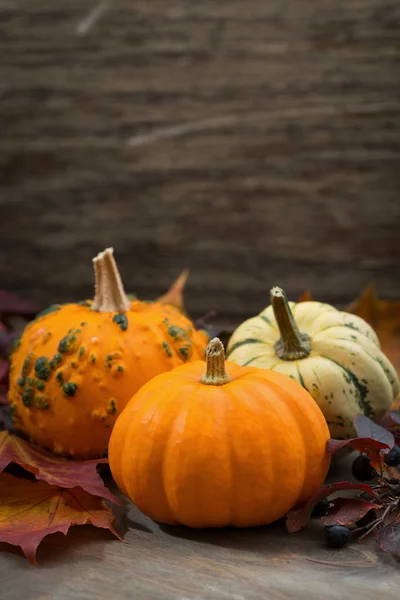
[109,337,330,528]
[8,248,208,459]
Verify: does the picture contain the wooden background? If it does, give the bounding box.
[0,0,399,325]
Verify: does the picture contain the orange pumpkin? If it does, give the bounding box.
[109,337,330,528]
[8,248,208,459]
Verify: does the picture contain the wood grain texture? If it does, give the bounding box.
[0,0,399,324]
[1,458,400,600]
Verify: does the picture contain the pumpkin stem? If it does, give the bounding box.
[201,338,232,386]
[92,248,131,313]
[270,286,312,360]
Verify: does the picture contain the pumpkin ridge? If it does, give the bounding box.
[220,380,275,523]
[111,372,175,494]
[255,360,283,372]
[288,355,360,434]
[253,374,326,505]
[238,378,305,516]
[312,312,379,346]
[162,384,201,525]
[222,385,241,525]
[319,355,373,418]
[227,338,267,355]
[259,315,278,331]
[295,361,309,392]
[312,326,377,346]
[336,339,399,395]
[308,322,351,337]
[241,355,266,367]
[125,387,180,523]
[335,336,398,396]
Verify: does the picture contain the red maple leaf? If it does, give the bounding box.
[0,473,122,565]
[0,431,120,504]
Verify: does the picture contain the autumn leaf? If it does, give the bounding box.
[380,411,400,442]
[0,361,9,432]
[327,436,391,471]
[0,472,121,565]
[346,284,400,376]
[0,388,7,405]
[0,360,8,384]
[297,289,313,302]
[353,414,395,449]
[391,397,400,411]
[0,290,39,316]
[286,482,379,533]
[157,269,189,313]
[193,309,233,349]
[0,431,120,504]
[0,406,11,432]
[322,497,380,527]
[388,411,400,425]
[0,329,20,358]
[376,520,400,558]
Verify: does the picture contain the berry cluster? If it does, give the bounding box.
[313,445,400,550]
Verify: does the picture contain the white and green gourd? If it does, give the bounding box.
[227,287,399,439]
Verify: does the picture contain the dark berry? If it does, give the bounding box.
[325,524,351,549]
[311,498,330,517]
[352,454,376,481]
[384,445,400,467]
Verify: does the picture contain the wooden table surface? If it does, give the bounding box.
[1,457,400,599]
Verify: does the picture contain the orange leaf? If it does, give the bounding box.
[0,431,120,504]
[297,289,313,302]
[157,269,189,313]
[391,397,400,411]
[346,284,400,386]
[0,472,121,565]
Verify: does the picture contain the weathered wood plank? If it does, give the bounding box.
[1,460,400,600]
[0,0,399,323]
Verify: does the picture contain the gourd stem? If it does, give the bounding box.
[92,248,131,313]
[270,286,312,360]
[201,338,232,386]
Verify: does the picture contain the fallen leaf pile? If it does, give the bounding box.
[0,431,121,564]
